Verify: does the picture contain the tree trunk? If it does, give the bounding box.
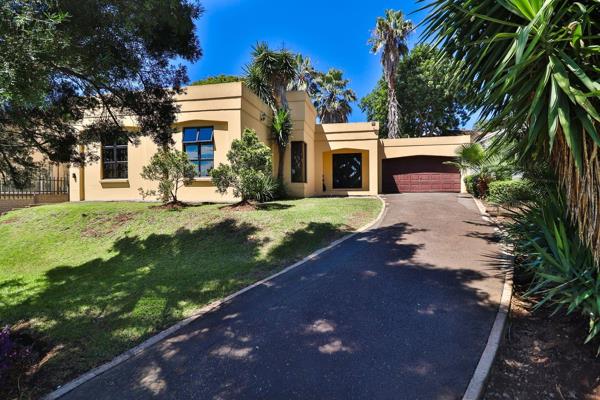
[553,132,600,263]
[277,144,285,181]
[387,83,400,138]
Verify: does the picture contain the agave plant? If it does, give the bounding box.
[313,68,357,123]
[421,0,600,260]
[369,9,414,138]
[271,108,293,181]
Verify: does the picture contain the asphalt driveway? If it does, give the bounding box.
[61,193,505,400]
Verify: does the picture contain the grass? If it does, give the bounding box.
[0,197,381,397]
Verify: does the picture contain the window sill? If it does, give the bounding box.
[192,177,212,182]
[100,179,129,183]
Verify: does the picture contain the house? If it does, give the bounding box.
[69,82,471,203]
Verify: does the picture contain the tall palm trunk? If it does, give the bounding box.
[553,132,600,261]
[386,77,400,138]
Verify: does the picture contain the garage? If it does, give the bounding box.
[382,155,461,193]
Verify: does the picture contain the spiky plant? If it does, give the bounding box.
[369,9,414,138]
[244,42,297,111]
[313,69,357,123]
[271,108,293,181]
[421,0,600,260]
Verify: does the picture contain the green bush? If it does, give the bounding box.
[487,179,537,206]
[211,129,276,203]
[464,174,493,198]
[139,149,196,204]
[505,189,600,350]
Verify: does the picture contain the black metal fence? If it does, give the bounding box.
[0,177,69,198]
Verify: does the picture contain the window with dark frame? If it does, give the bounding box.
[291,141,307,183]
[332,153,362,189]
[183,127,214,177]
[102,134,128,179]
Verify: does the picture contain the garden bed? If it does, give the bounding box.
[483,275,600,400]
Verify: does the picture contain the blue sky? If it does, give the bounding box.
[183,0,472,126]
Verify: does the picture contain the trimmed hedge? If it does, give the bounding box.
[487,179,536,205]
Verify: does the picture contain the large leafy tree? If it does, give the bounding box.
[360,45,473,137]
[313,68,357,123]
[422,0,600,259]
[368,9,414,138]
[0,0,202,187]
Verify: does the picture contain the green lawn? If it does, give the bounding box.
[0,197,381,396]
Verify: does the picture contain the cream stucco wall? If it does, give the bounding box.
[314,122,380,196]
[69,82,472,202]
[70,82,272,203]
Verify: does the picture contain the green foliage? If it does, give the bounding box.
[244,42,297,110]
[368,9,414,138]
[0,0,202,187]
[139,149,196,204]
[445,143,486,172]
[421,0,600,259]
[505,189,600,350]
[313,69,357,123]
[271,108,293,183]
[360,45,473,137]
[487,179,537,206]
[191,75,242,85]
[211,129,276,203]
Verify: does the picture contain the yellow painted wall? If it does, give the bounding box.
[70,83,271,203]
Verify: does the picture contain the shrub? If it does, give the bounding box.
[504,189,600,350]
[191,75,242,85]
[487,179,537,206]
[139,149,196,204]
[211,129,276,203]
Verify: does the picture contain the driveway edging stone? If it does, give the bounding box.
[44,196,387,400]
[462,197,514,400]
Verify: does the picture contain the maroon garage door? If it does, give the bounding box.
[382,156,461,193]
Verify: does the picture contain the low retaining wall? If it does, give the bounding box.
[0,194,68,215]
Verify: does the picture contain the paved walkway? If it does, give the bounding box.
[62,194,505,400]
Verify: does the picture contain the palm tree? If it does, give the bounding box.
[244,42,297,181]
[244,42,297,111]
[288,54,319,97]
[422,0,600,259]
[271,108,293,181]
[313,69,357,123]
[369,9,413,139]
[444,143,485,173]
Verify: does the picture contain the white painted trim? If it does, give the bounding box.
[44,196,387,400]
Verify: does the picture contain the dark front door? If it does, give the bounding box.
[382,156,460,193]
[333,153,362,189]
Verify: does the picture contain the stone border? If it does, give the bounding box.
[44,196,387,400]
[462,197,514,400]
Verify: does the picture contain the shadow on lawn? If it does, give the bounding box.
[0,217,350,398]
[57,221,507,400]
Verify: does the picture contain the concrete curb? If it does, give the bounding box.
[44,196,387,400]
[462,197,514,400]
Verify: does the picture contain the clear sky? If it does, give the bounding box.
[183,0,471,126]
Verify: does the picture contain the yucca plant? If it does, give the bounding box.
[505,188,600,350]
[421,0,600,260]
[271,108,293,181]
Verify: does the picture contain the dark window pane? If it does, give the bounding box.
[199,160,214,177]
[103,149,115,163]
[103,163,114,179]
[200,144,214,160]
[291,141,306,183]
[333,153,362,189]
[183,128,197,143]
[115,135,128,146]
[184,144,199,160]
[198,127,213,142]
[116,148,128,162]
[116,162,128,179]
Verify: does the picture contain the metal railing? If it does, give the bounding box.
[0,177,69,198]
